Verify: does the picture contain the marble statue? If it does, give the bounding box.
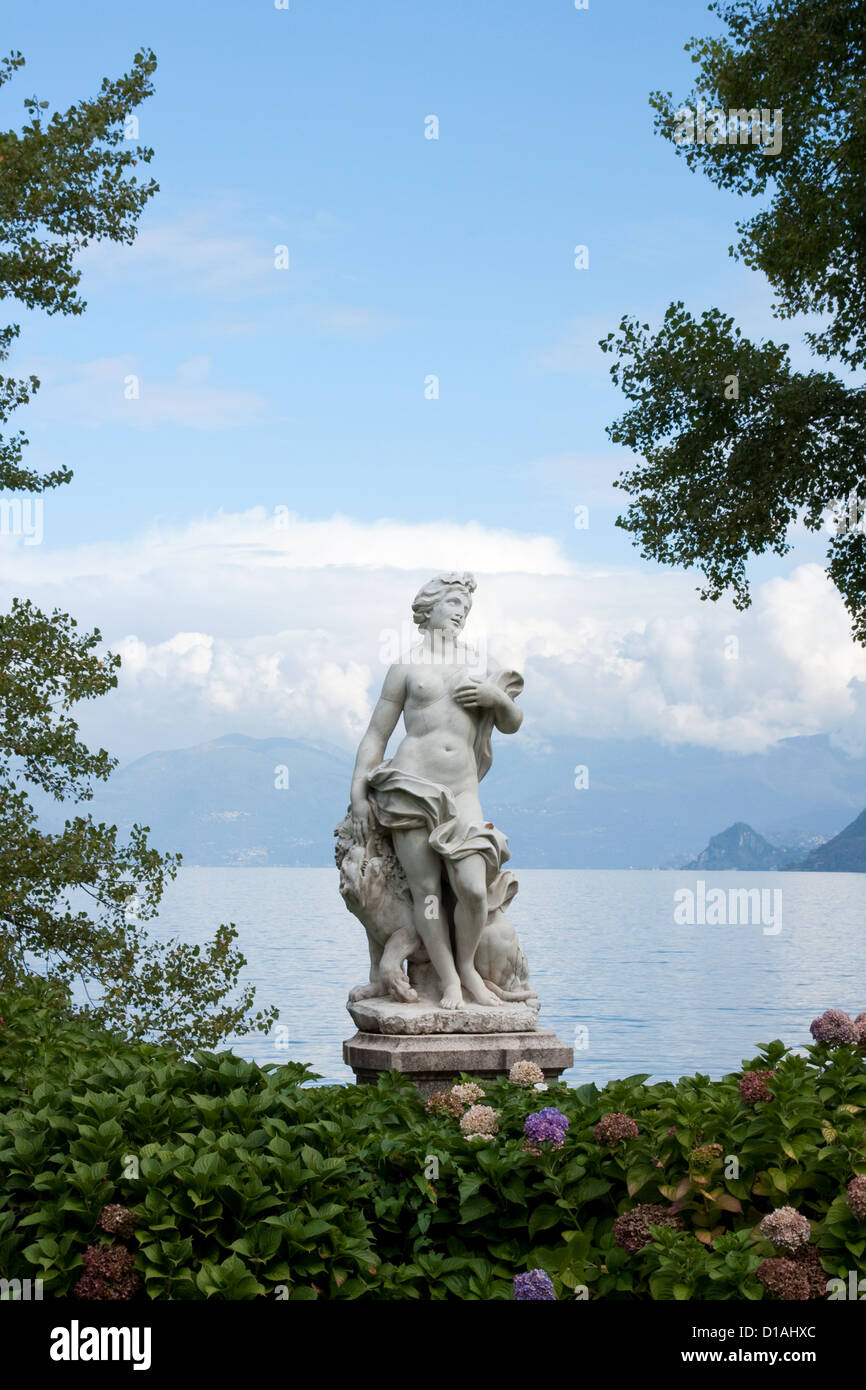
[335,571,537,1017]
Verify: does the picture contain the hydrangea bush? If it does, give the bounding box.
[1,979,865,1301]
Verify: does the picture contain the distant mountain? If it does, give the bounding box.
[793,808,866,872]
[31,731,866,869]
[34,733,352,868]
[478,732,863,869]
[685,822,797,870]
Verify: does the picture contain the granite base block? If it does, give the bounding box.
[343,1029,574,1095]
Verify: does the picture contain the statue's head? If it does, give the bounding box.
[411,571,476,635]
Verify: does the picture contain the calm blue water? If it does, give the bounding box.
[150,868,866,1088]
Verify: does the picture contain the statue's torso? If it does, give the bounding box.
[390,659,482,793]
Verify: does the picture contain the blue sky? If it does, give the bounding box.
[6,0,788,554]
[3,0,863,762]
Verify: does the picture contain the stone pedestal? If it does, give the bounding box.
[343,1028,574,1095]
[347,995,539,1036]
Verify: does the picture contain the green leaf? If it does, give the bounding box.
[575,1177,611,1204]
[768,1167,788,1193]
[528,1205,561,1238]
[300,1145,325,1174]
[460,1195,497,1223]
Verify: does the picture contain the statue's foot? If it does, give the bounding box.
[388,973,418,1004]
[459,968,500,1007]
[440,982,463,1010]
[348,982,379,1002]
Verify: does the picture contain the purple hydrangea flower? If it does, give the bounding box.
[524,1107,570,1148]
[809,1009,857,1046]
[513,1269,556,1300]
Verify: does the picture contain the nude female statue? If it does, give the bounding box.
[348,572,524,1010]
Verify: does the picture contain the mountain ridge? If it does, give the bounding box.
[29,730,866,869]
[685,821,800,870]
[793,808,866,872]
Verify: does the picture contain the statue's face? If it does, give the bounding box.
[426,588,471,635]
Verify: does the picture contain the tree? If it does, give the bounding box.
[600,0,866,642]
[0,50,277,1049]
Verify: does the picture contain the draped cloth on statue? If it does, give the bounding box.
[472,668,523,782]
[367,764,517,914]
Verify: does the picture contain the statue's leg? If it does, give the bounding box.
[390,827,463,1009]
[444,852,500,1006]
[348,938,384,1001]
[379,926,420,1002]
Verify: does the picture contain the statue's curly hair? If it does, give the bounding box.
[411,572,476,630]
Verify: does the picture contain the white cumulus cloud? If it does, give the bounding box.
[1,510,864,760]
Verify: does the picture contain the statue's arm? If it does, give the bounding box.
[491,690,523,735]
[452,657,523,734]
[349,664,406,819]
[486,655,523,735]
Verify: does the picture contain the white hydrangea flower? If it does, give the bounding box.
[509,1059,545,1087]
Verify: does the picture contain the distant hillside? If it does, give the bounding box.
[686,822,796,870]
[34,733,353,868]
[479,732,861,869]
[793,808,866,872]
[30,731,866,869]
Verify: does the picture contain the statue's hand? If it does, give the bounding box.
[453,676,500,710]
[350,796,371,843]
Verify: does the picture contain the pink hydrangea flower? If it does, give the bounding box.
[595,1112,639,1146]
[98,1205,138,1241]
[450,1082,485,1106]
[757,1257,810,1301]
[75,1244,141,1301]
[738,1069,775,1106]
[846,1175,866,1220]
[758,1206,811,1255]
[613,1204,682,1255]
[460,1104,499,1138]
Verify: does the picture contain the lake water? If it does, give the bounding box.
[151,868,866,1088]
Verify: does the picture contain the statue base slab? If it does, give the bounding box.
[342,1029,574,1095]
[347,995,540,1035]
